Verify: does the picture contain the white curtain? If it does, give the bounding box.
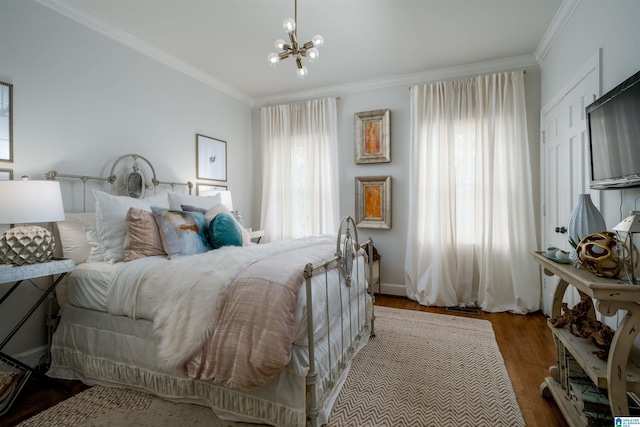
[260,97,339,242]
[404,71,540,313]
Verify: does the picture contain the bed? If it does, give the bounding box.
[44,155,374,427]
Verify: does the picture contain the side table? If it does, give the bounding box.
[0,258,75,416]
[531,251,640,425]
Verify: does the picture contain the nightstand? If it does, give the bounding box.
[249,229,265,243]
[0,258,75,416]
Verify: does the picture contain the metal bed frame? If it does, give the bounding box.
[304,215,376,426]
[45,155,376,426]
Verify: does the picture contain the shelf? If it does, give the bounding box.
[549,319,640,392]
[542,377,585,427]
[0,356,32,417]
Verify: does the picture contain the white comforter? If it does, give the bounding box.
[105,235,335,369]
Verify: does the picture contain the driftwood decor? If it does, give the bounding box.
[549,295,615,360]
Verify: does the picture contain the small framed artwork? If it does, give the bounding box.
[354,109,390,164]
[1,81,13,163]
[355,175,391,229]
[196,183,227,195]
[196,134,227,181]
[0,168,12,180]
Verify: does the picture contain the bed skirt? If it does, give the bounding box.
[48,300,371,426]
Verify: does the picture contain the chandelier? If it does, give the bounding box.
[267,0,324,79]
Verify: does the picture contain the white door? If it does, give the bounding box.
[541,58,600,316]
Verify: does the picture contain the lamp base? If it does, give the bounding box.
[0,226,56,266]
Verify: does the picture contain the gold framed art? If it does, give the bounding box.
[1,81,13,163]
[196,134,227,182]
[355,175,391,229]
[354,109,390,164]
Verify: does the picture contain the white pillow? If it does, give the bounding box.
[57,212,103,264]
[93,190,153,263]
[143,192,171,209]
[167,190,221,211]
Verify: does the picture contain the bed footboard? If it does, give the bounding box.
[303,215,375,427]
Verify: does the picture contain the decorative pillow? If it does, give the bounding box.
[152,207,211,258]
[180,204,207,214]
[93,190,154,263]
[208,213,243,249]
[167,190,221,211]
[203,204,252,246]
[123,208,166,262]
[57,212,103,264]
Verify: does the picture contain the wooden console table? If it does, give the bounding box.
[531,251,640,425]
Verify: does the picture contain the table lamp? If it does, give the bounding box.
[612,211,640,285]
[0,178,65,265]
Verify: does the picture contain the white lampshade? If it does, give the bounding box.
[198,190,234,212]
[218,191,234,211]
[613,212,640,233]
[0,180,65,225]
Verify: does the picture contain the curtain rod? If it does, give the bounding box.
[408,69,528,90]
[259,96,340,110]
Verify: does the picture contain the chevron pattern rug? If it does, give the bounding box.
[327,306,525,426]
[19,306,524,427]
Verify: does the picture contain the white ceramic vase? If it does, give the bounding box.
[567,194,606,247]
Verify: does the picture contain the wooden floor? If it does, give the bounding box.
[2,295,568,427]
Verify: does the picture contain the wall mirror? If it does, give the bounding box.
[0,82,13,163]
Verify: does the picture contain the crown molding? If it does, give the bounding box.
[253,55,539,107]
[535,0,581,64]
[35,0,254,105]
[35,0,546,108]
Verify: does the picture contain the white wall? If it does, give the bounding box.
[253,70,542,296]
[0,0,253,357]
[540,0,640,239]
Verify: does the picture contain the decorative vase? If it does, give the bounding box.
[567,194,607,247]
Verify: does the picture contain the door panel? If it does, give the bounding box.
[541,69,599,316]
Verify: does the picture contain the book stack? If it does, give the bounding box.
[0,370,23,413]
[566,357,613,426]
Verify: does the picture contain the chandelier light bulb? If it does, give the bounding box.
[275,39,286,50]
[306,47,319,62]
[267,52,280,66]
[282,18,296,34]
[296,65,308,79]
[312,34,324,48]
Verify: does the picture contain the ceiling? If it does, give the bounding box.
[40,0,564,105]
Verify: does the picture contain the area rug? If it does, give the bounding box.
[19,306,524,427]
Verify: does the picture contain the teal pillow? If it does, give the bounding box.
[208,213,243,249]
[151,207,211,258]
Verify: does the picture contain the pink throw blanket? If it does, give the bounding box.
[185,243,337,390]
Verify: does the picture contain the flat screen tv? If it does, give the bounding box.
[587,70,640,189]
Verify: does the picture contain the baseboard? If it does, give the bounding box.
[378,282,406,297]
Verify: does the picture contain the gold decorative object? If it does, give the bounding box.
[575,231,619,278]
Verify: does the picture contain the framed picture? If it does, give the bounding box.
[196,134,227,181]
[1,81,13,163]
[354,109,390,164]
[196,183,227,195]
[0,168,12,180]
[355,175,391,229]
